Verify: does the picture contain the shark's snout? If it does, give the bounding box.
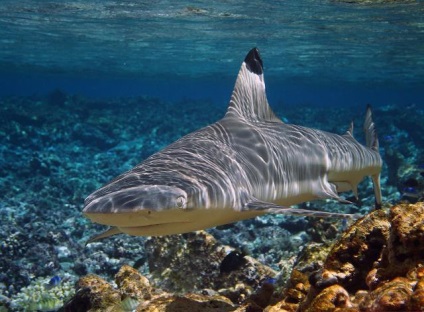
[83,185,187,227]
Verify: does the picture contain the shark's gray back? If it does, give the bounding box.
[86,110,380,212]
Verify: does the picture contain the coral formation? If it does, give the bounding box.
[9,276,74,312]
[115,265,151,301]
[64,264,237,312]
[1,93,424,311]
[63,203,424,311]
[6,197,424,309]
[63,274,121,311]
[268,202,424,312]
[145,231,277,303]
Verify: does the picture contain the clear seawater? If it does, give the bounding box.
[1,0,424,308]
[1,0,423,105]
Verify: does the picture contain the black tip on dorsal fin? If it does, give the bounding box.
[225,48,281,123]
[244,48,263,75]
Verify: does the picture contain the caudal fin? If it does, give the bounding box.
[364,105,382,209]
[364,104,379,152]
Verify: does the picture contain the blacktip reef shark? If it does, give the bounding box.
[83,48,382,242]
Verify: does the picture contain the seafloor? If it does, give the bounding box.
[0,91,423,311]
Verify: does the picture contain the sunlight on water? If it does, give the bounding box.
[0,0,423,85]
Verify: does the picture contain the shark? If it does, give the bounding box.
[83,48,382,242]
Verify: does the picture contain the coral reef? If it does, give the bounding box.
[64,232,279,311]
[9,275,75,312]
[1,93,423,311]
[63,203,424,311]
[145,231,277,301]
[63,264,237,312]
[268,202,424,311]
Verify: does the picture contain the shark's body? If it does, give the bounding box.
[83,48,382,241]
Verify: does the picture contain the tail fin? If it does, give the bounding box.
[364,105,382,209]
[364,104,379,152]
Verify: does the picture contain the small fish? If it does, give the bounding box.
[220,250,247,274]
[419,164,424,177]
[261,277,277,285]
[403,186,418,194]
[340,218,348,231]
[401,178,421,200]
[402,186,420,200]
[45,275,61,288]
[382,135,394,143]
[400,176,423,203]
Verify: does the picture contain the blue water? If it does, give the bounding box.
[2,72,423,107]
[1,1,423,106]
[1,1,424,308]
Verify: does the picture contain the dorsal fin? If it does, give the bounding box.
[225,48,281,123]
[344,121,354,138]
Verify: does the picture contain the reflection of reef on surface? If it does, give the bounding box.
[333,0,416,4]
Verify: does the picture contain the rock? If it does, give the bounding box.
[295,242,333,272]
[386,203,424,275]
[410,276,424,311]
[322,209,390,292]
[138,293,235,312]
[63,267,238,312]
[305,284,353,312]
[115,264,152,301]
[264,269,309,312]
[359,277,413,311]
[64,231,277,311]
[63,274,121,312]
[269,202,424,312]
[145,231,277,303]
[64,203,424,311]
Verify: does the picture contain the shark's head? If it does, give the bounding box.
[84,184,189,213]
[83,184,190,228]
[83,182,264,240]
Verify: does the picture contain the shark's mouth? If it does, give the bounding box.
[118,221,197,237]
[84,209,190,228]
[86,214,196,244]
[124,220,192,228]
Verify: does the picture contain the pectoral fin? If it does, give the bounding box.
[86,227,122,245]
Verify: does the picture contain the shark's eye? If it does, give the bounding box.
[176,195,187,209]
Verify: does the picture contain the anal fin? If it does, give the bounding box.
[332,181,359,201]
[315,182,354,205]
